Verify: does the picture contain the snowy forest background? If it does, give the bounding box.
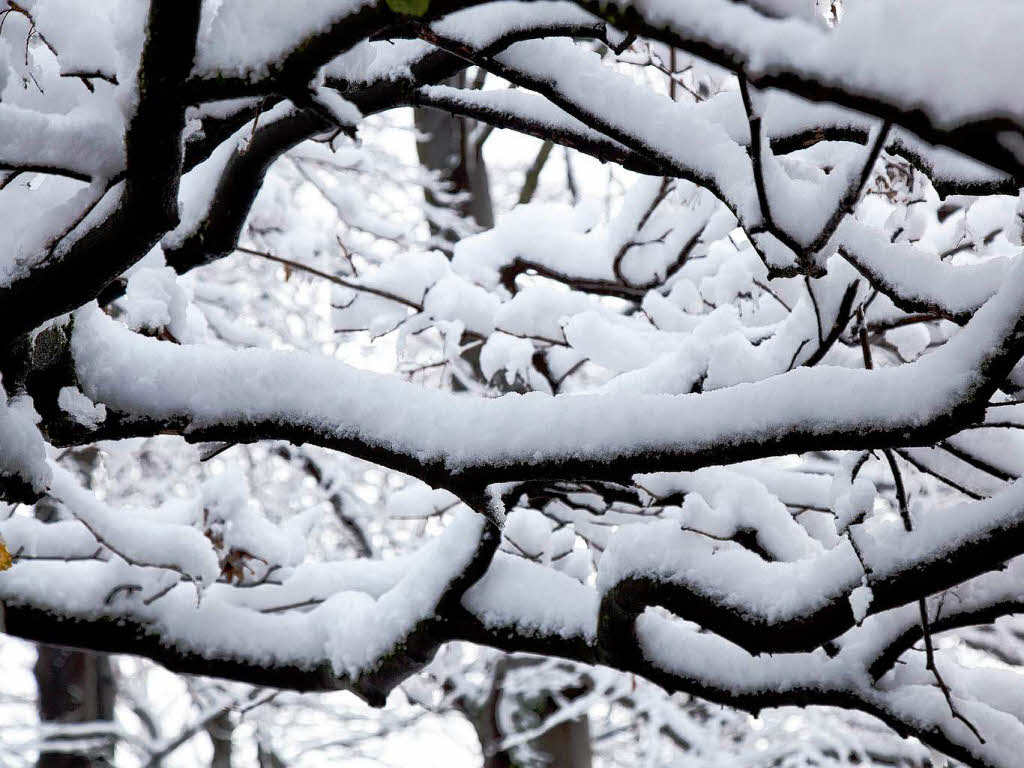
[2,1,1024,767]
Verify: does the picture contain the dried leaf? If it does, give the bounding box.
[0,540,12,571]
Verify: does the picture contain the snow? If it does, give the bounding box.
[26,0,122,80]
[165,102,298,252]
[640,467,823,561]
[503,508,552,558]
[696,88,1009,191]
[759,131,865,248]
[417,83,627,166]
[480,333,536,386]
[49,464,220,585]
[423,275,500,336]
[311,86,362,128]
[0,103,124,181]
[886,323,932,362]
[634,609,838,696]
[0,378,49,495]
[869,683,1023,768]
[494,286,594,343]
[835,217,1013,321]
[320,509,486,677]
[0,507,489,686]
[194,0,375,81]
[388,485,459,520]
[4,3,1024,759]
[554,548,592,583]
[848,581,873,624]
[432,2,597,49]
[0,556,333,667]
[462,552,598,641]
[733,462,833,512]
[489,38,760,224]
[200,471,314,569]
[324,38,432,86]
[451,198,610,288]
[852,477,1024,586]
[564,311,684,373]
[0,179,122,288]
[598,471,1024,638]
[122,266,192,338]
[831,477,875,534]
[57,386,107,428]
[626,0,1024,131]
[597,518,863,623]
[0,516,97,560]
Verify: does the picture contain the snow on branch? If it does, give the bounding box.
[58,264,1024,493]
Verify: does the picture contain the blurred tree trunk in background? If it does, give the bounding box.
[415,72,494,392]
[479,698,592,768]
[35,451,115,768]
[459,658,592,768]
[415,72,494,241]
[206,712,234,768]
[34,649,115,768]
[526,709,592,768]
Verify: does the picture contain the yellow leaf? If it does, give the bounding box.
[0,539,11,571]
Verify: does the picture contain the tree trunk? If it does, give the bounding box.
[205,712,234,768]
[257,733,286,768]
[34,648,115,768]
[414,73,494,242]
[480,711,591,768]
[34,452,116,768]
[527,712,592,768]
[466,659,592,768]
[415,73,495,392]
